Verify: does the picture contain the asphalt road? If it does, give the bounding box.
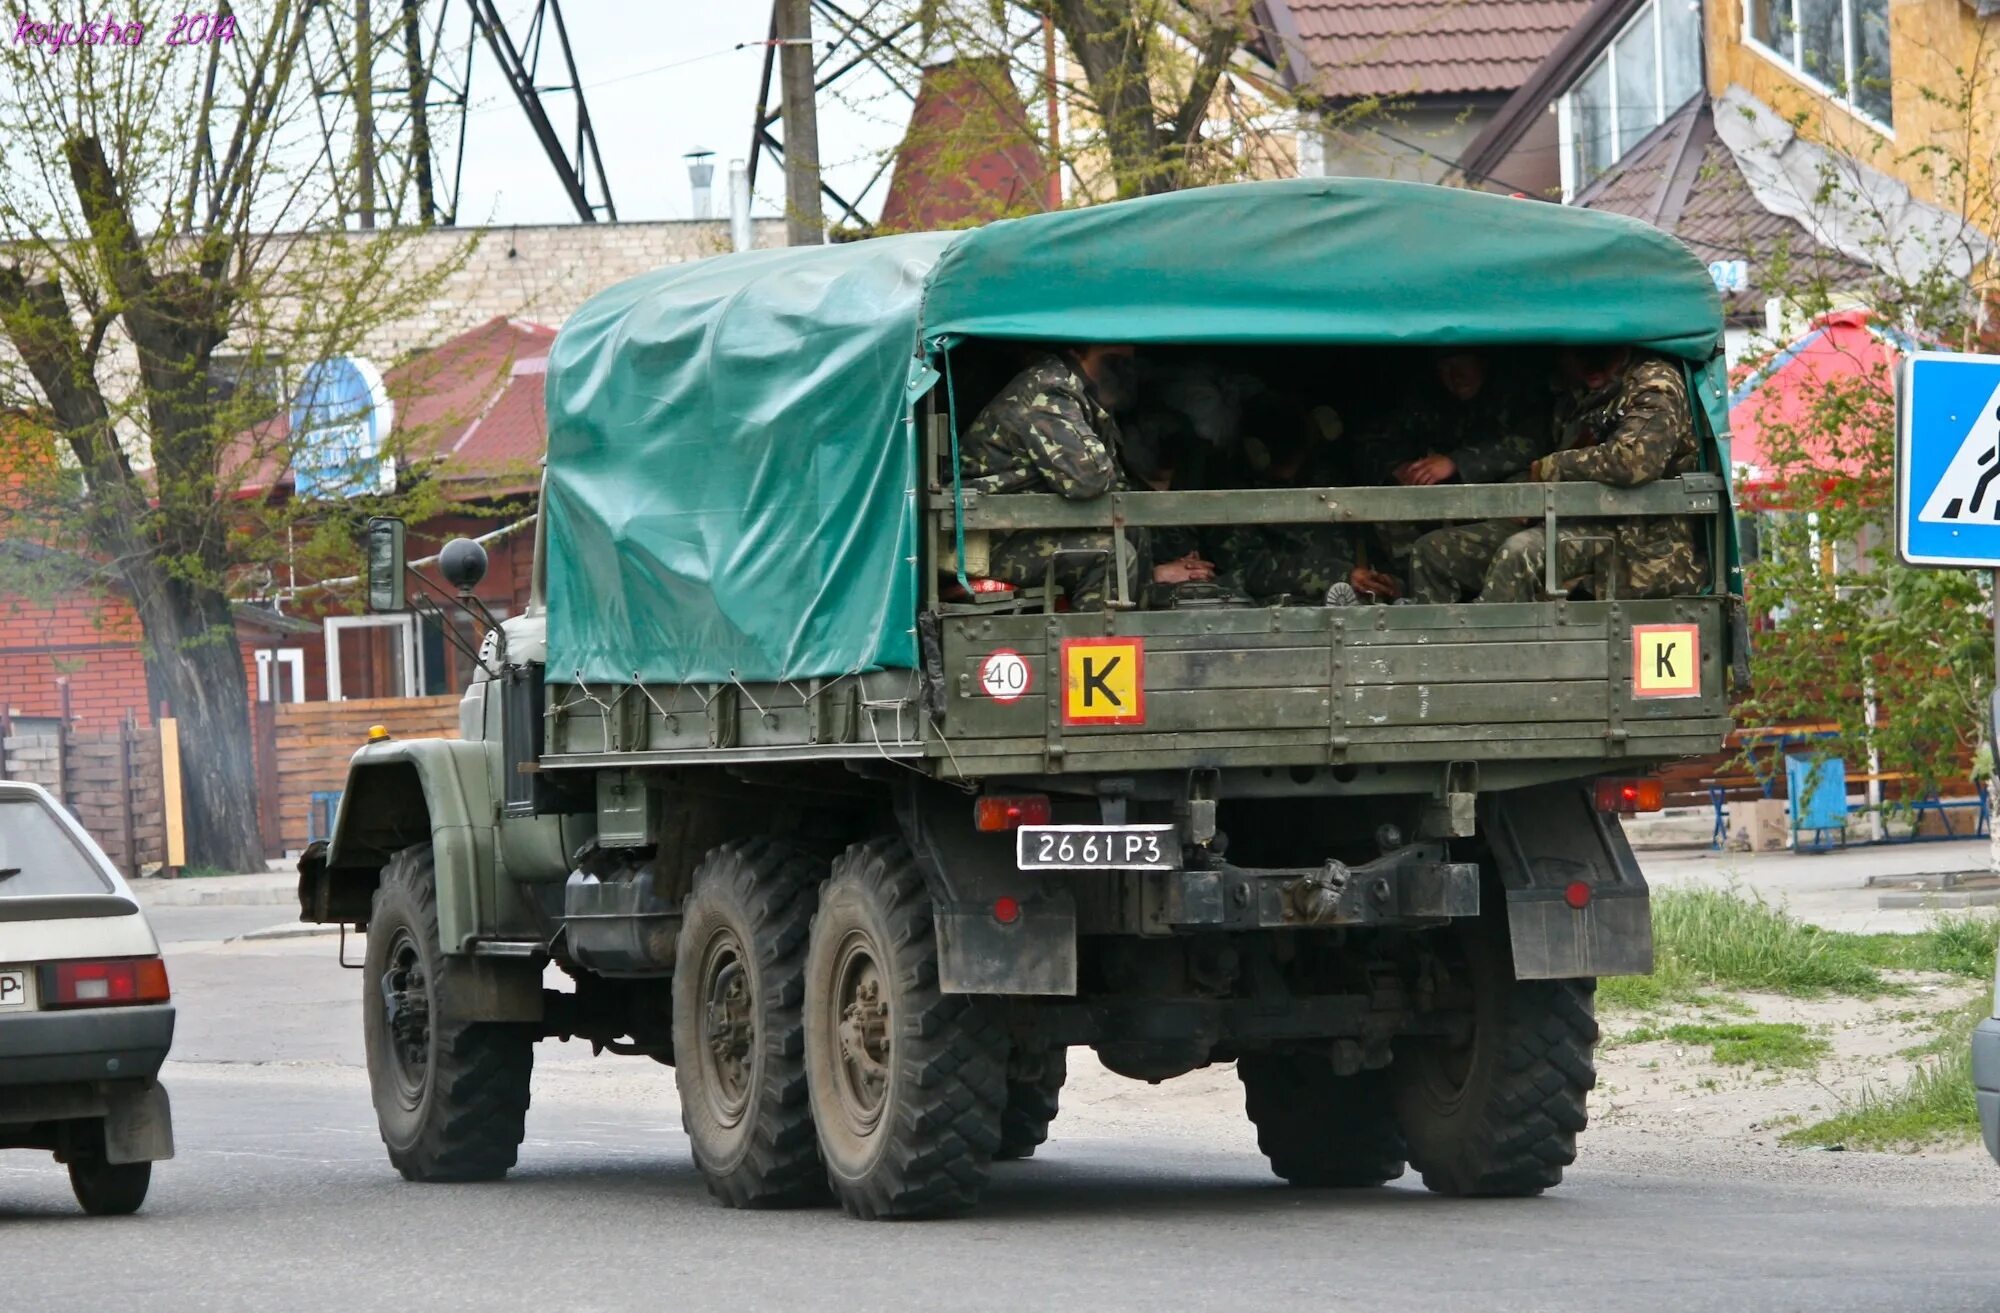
[4,914,1998,1312]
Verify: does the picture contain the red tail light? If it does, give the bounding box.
[1593,778,1664,815]
[974,794,1052,832]
[43,957,171,1008]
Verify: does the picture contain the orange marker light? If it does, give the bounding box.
[973,794,1051,832]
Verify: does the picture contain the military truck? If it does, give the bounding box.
[300,178,1739,1219]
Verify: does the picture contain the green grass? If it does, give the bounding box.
[1614,1021,1830,1069]
[1786,1051,1982,1149]
[1845,911,1999,980]
[1599,889,1999,1011]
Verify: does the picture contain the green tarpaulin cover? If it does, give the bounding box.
[543,177,1725,685]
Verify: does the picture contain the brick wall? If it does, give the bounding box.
[0,589,151,730]
[272,695,462,853]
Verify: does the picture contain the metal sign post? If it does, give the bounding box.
[1897,350,2000,857]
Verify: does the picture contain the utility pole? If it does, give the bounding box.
[776,0,825,245]
[354,0,377,229]
[1042,12,1061,211]
[401,0,434,225]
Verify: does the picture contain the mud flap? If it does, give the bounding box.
[1480,783,1654,980]
[897,780,1079,996]
[936,894,1079,996]
[104,1079,174,1164]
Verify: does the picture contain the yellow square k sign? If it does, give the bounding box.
[1060,637,1146,725]
[1631,624,1701,699]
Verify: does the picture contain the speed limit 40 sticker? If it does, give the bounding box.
[978,649,1032,702]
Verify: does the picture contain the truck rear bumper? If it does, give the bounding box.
[1972,1015,2000,1163]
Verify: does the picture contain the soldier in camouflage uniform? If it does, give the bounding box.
[1406,347,1705,604]
[1349,351,1553,579]
[959,345,1212,607]
[1207,398,1402,602]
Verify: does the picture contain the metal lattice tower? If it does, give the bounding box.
[748,0,925,233]
[304,0,614,228]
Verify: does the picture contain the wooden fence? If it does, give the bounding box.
[265,695,463,854]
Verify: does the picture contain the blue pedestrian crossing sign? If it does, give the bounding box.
[1898,351,2000,567]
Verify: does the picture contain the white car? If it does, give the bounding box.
[0,780,175,1214]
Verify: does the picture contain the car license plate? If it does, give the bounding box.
[1017,824,1178,871]
[0,968,29,1012]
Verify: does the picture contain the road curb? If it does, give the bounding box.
[231,921,339,942]
[132,878,296,909]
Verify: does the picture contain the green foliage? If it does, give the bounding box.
[1616,1021,1830,1070]
[1734,54,2000,797]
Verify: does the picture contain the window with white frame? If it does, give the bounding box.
[1746,0,1891,127]
[1559,0,1706,198]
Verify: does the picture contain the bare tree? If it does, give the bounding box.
[0,4,471,869]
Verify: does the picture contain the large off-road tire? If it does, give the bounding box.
[996,1045,1067,1161]
[1238,1054,1405,1187]
[1393,925,1597,1197]
[672,839,827,1208]
[67,1126,151,1216]
[364,844,535,1183]
[804,837,1008,1219]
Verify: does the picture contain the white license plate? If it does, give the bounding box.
[0,968,29,1012]
[1017,825,1178,871]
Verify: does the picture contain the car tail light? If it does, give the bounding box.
[1593,778,1664,815]
[43,957,171,1009]
[974,794,1052,832]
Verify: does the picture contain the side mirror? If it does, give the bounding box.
[365,516,407,612]
[438,537,489,594]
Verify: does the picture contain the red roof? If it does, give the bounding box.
[1728,310,1904,489]
[229,316,553,497]
[1282,0,1592,99]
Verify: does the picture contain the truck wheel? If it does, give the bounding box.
[672,839,826,1208]
[804,837,1007,1219]
[1238,1054,1405,1186]
[1393,927,1597,1197]
[67,1129,151,1215]
[997,1046,1067,1161]
[364,844,534,1182]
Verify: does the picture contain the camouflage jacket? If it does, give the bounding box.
[1353,372,1551,486]
[958,355,1124,500]
[1543,352,1705,597]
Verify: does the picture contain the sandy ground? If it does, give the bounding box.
[1592,973,1987,1155]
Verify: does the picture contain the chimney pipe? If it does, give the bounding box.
[728,158,752,252]
[685,147,716,220]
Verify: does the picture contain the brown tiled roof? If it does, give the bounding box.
[1280,0,1593,99]
[1573,103,1874,319]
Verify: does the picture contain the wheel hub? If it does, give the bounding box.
[381,928,432,1102]
[698,932,756,1125]
[829,932,890,1133]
